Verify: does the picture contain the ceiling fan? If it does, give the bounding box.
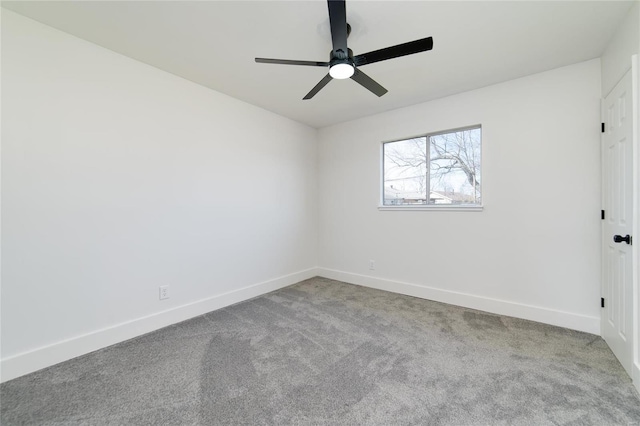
[255,0,434,100]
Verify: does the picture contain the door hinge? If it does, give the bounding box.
[601,210,605,220]
[601,122,605,133]
[601,297,605,308]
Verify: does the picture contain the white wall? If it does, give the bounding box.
[1,10,318,381]
[601,1,639,97]
[318,59,602,334]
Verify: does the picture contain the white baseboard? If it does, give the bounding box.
[0,268,318,383]
[2,268,602,383]
[317,268,600,335]
[633,362,640,395]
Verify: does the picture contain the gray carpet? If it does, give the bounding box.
[2,277,639,425]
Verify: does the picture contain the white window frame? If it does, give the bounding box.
[379,125,483,211]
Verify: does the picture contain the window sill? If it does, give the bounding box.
[378,205,483,212]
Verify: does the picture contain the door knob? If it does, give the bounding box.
[613,234,632,245]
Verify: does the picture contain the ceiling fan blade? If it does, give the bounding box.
[327,0,348,58]
[350,68,388,97]
[255,58,329,67]
[353,37,433,67]
[303,74,333,100]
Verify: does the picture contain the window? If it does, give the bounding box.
[382,125,481,207]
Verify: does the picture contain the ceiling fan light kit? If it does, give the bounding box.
[329,63,354,79]
[255,0,433,100]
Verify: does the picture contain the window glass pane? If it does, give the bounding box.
[429,127,481,205]
[381,126,481,207]
[383,137,427,205]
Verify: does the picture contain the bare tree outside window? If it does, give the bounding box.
[383,126,481,206]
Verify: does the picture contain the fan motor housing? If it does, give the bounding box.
[330,48,354,68]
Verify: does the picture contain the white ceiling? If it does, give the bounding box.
[2,1,634,128]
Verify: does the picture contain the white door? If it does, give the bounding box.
[602,69,634,377]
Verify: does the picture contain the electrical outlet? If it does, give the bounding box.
[369,260,375,270]
[159,285,169,300]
